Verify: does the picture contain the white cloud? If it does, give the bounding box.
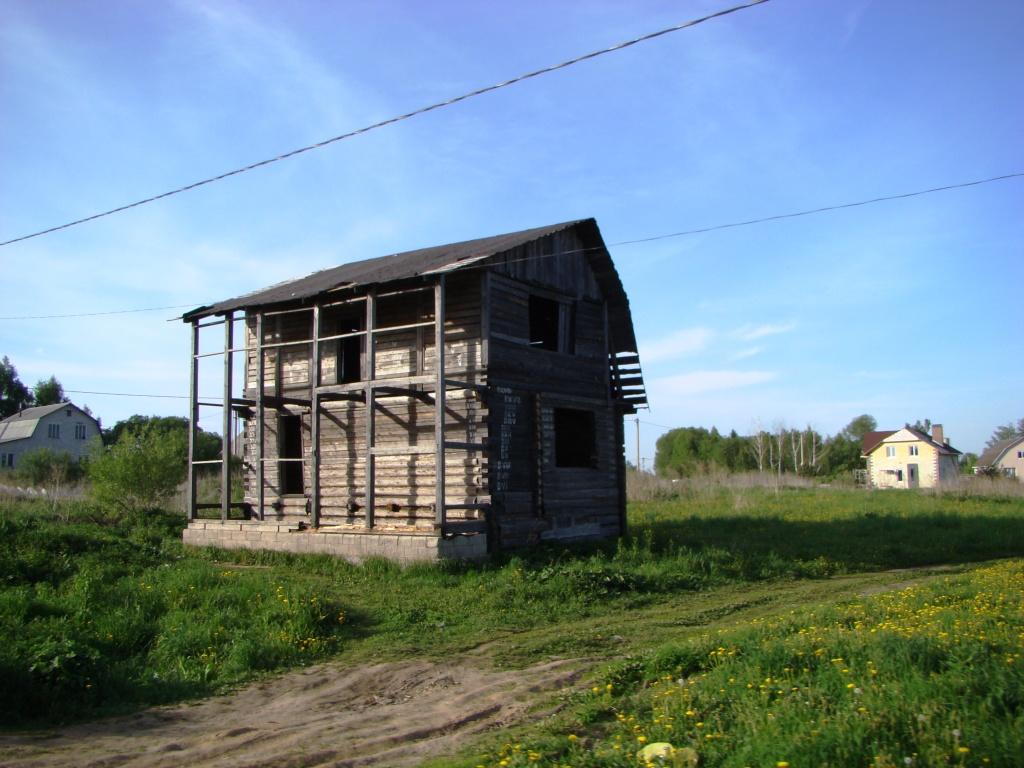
[734,322,797,341]
[639,328,714,363]
[649,369,778,397]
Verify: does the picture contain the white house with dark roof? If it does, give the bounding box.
[976,435,1024,480]
[0,403,101,469]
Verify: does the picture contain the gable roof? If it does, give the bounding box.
[862,426,961,456]
[977,435,1024,468]
[181,218,640,353]
[0,403,73,444]
[861,430,895,455]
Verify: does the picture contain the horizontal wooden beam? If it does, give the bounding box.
[443,441,488,452]
[440,519,488,534]
[370,445,436,456]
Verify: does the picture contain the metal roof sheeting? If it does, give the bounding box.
[181,218,640,354]
[0,403,71,444]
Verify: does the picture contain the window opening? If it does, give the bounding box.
[279,414,305,495]
[909,445,919,456]
[48,424,60,439]
[554,408,597,468]
[337,316,362,383]
[529,295,560,351]
[885,445,896,457]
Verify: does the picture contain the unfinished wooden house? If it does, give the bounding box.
[181,218,646,561]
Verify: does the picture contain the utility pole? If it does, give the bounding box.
[635,417,641,473]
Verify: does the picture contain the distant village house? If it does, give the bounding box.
[0,403,100,469]
[861,424,961,489]
[976,435,1024,480]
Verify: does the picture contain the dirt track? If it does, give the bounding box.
[0,658,582,768]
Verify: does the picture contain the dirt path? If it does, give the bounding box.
[0,658,581,768]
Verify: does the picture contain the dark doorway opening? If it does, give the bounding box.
[280,414,304,494]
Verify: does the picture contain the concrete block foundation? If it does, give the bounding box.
[183,521,487,563]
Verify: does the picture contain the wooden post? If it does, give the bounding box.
[434,275,446,532]
[310,304,321,528]
[364,289,376,529]
[256,313,265,521]
[186,320,199,521]
[221,312,233,522]
[480,270,490,370]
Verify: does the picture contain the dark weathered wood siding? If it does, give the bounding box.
[483,229,624,547]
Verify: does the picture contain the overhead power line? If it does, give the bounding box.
[0,304,195,321]
[613,171,1024,245]
[0,0,770,248]
[65,389,190,400]
[3,168,1019,322]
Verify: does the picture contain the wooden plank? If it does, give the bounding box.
[365,289,376,529]
[187,321,199,521]
[435,276,446,531]
[440,519,488,534]
[310,303,321,529]
[221,312,233,523]
[443,441,487,452]
[370,445,435,456]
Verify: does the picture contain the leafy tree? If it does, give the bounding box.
[985,418,1024,451]
[906,418,932,434]
[819,433,863,478]
[0,356,33,418]
[88,425,188,514]
[841,414,877,441]
[32,375,67,407]
[103,414,221,460]
[959,452,978,474]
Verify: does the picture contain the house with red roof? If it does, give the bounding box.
[860,424,961,489]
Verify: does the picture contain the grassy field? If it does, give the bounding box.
[1,485,1022,764]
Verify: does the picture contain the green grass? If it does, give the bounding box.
[0,486,1022,730]
[457,561,1024,768]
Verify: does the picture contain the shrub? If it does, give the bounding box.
[16,448,83,487]
[87,425,187,514]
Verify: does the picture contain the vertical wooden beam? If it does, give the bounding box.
[221,312,234,522]
[186,320,199,521]
[256,313,265,521]
[602,301,611,404]
[364,289,376,529]
[310,304,321,528]
[480,271,490,371]
[434,275,447,532]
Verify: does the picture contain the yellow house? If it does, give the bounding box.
[976,435,1024,480]
[861,424,961,489]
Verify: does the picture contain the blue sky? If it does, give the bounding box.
[1,0,1021,465]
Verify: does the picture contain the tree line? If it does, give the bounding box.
[653,415,1022,480]
[654,415,876,479]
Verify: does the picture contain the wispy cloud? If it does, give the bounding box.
[732,346,763,360]
[734,322,797,341]
[650,370,778,397]
[639,327,714,363]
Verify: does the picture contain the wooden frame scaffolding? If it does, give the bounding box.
[185,276,487,537]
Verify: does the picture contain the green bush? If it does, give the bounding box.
[87,425,187,514]
[15,448,83,487]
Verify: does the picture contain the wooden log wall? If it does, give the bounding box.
[484,228,625,547]
[241,273,487,528]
